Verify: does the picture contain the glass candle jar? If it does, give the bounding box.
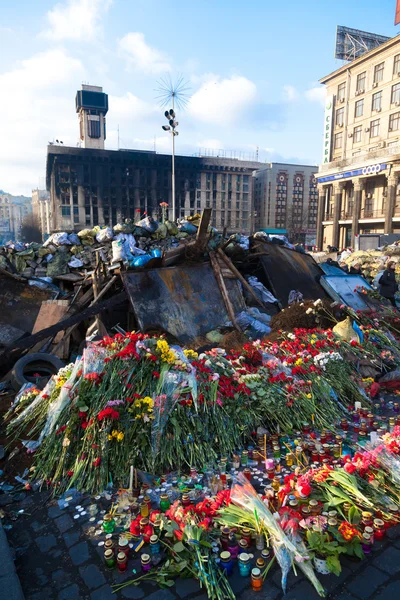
[104,548,115,569]
[267,467,275,480]
[394,402,400,414]
[160,494,170,512]
[272,478,280,492]
[181,494,191,508]
[238,552,251,577]
[364,526,374,544]
[361,532,372,555]
[219,551,234,576]
[232,454,240,469]
[361,512,373,528]
[243,468,252,481]
[102,514,115,534]
[261,548,271,561]
[309,500,319,515]
[241,450,249,466]
[255,533,265,551]
[333,444,340,458]
[311,450,319,463]
[117,551,128,573]
[256,557,265,569]
[227,533,239,560]
[241,527,252,547]
[301,506,311,518]
[221,526,231,550]
[251,568,263,591]
[238,539,248,552]
[104,539,115,553]
[141,553,151,573]
[150,534,160,555]
[273,445,281,459]
[373,519,385,540]
[327,518,338,528]
[285,453,294,467]
[140,502,149,518]
[118,537,130,558]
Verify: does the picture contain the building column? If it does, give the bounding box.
[351,179,364,248]
[332,181,344,248]
[384,173,397,234]
[316,184,326,250]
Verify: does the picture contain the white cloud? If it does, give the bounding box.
[0,26,13,34]
[0,49,85,194]
[109,92,155,120]
[41,0,112,41]
[118,32,171,74]
[282,84,298,102]
[305,85,326,105]
[188,75,257,125]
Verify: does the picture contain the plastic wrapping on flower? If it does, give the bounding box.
[34,358,83,449]
[83,344,108,375]
[9,383,37,412]
[11,378,57,427]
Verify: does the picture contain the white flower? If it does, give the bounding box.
[288,333,296,340]
[313,299,322,307]
[306,308,313,315]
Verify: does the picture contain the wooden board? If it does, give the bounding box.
[32,300,70,334]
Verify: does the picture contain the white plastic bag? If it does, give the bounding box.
[52,232,71,246]
[96,227,113,243]
[68,257,84,268]
[112,240,125,263]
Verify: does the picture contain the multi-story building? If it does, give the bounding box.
[316,33,400,249]
[0,193,32,243]
[32,189,51,239]
[253,163,318,245]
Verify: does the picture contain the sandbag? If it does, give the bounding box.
[112,240,125,263]
[68,233,81,245]
[165,220,178,235]
[77,228,95,239]
[52,232,71,246]
[178,221,197,235]
[46,252,70,277]
[96,227,113,243]
[113,222,134,234]
[137,216,158,233]
[332,316,359,343]
[152,223,167,240]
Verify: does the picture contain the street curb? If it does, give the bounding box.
[0,521,25,600]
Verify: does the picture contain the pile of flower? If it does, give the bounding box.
[5,314,400,494]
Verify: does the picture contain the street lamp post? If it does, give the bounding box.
[162,108,179,221]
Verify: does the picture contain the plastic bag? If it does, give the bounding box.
[68,233,80,245]
[288,290,304,305]
[96,227,113,243]
[332,316,359,342]
[77,228,95,239]
[83,344,108,375]
[247,307,271,325]
[68,257,84,268]
[137,216,158,233]
[165,220,178,236]
[113,222,134,234]
[52,232,71,246]
[150,248,162,258]
[131,254,152,267]
[112,240,125,263]
[152,223,167,239]
[235,310,272,335]
[247,276,277,304]
[178,221,197,235]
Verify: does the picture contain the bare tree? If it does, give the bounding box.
[20,214,42,243]
[285,205,309,244]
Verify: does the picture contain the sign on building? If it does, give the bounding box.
[322,96,334,165]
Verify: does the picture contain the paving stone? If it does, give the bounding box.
[334,593,359,600]
[63,530,80,548]
[55,514,74,534]
[143,591,176,600]
[231,569,254,595]
[90,584,116,600]
[69,541,90,566]
[49,549,63,559]
[386,524,400,541]
[34,566,49,586]
[48,505,63,519]
[341,556,365,573]
[346,566,389,599]
[58,584,80,600]
[30,586,56,599]
[52,568,73,591]
[238,583,281,600]
[283,580,323,599]
[372,580,400,600]
[79,563,106,590]
[35,533,57,553]
[175,577,202,597]
[272,567,304,590]
[322,567,351,594]
[31,520,47,534]
[120,587,145,599]
[372,546,400,575]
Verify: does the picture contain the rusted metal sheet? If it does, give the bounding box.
[122,263,246,342]
[254,242,327,308]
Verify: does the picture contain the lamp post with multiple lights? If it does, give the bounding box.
[161,109,179,221]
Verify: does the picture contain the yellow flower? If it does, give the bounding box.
[295,358,303,366]
[111,429,118,437]
[148,407,153,412]
[134,400,141,408]
[117,432,124,442]
[184,349,198,359]
[306,393,312,399]
[135,415,141,420]
[108,434,113,440]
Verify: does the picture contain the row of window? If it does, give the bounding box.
[335,111,400,148]
[336,84,400,126]
[337,55,400,101]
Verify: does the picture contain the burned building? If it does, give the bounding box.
[45,145,261,234]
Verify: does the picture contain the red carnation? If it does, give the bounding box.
[93,457,101,468]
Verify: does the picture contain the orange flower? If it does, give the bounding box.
[338,521,361,541]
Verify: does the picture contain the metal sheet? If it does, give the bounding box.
[122,263,246,342]
[255,243,327,307]
[320,275,373,311]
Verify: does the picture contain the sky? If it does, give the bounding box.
[1,0,400,196]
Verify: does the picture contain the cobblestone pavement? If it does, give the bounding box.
[4,490,400,600]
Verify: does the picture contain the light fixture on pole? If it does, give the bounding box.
[161,109,179,221]
[156,75,190,222]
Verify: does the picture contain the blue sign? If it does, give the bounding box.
[317,163,387,184]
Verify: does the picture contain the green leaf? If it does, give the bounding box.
[175,560,188,572]
[326,555,342,577]
[164,580,175,587]
[78,404,89,412]
[173,542,185,553]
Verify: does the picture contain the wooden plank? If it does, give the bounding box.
[32,300,70,334]
[3,290,127,357]
[209,252,238,329]
[217,248,265,308]
[54,273,84,282]
[195,208,212,251]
